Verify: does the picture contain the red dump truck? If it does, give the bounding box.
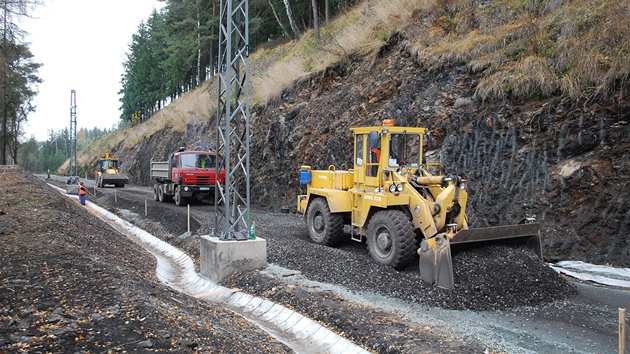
[150,148,226,206]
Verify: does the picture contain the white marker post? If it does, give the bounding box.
[621,308,626,354]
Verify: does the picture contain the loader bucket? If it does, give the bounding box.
[101,174,129,187]
[419,233,454,290]
[450,221,542,259]
[418,220,542,290]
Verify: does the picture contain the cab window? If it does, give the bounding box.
[355,135,364,166]
[389,133,421,167]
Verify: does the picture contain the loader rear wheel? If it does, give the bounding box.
[366,210,416,270]
[306,198,344,246]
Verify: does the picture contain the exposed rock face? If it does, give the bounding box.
[116,33,630,268]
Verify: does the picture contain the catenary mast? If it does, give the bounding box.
[214,0,251,240]
[69,90,77,177]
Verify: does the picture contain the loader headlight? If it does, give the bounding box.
[459,182,466,190]
[389,184,397,193]
[397,183,404,192]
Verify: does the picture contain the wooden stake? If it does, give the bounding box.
[114,188,117,203]
[621,308,626,354]
[187,204,190,232]
[145,199,147,216]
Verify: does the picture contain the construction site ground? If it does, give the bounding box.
[2,166,628,353]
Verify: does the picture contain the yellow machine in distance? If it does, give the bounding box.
[297,120,542,290]
[95,152,129,188]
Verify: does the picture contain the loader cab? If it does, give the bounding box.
[352,121,427,190]
[99,159,118,172]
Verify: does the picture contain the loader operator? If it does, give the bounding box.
[369,146,381,176]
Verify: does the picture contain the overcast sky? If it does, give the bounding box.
[20,0,165,141]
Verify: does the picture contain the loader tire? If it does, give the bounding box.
[306,197,344,246]
[366,210,416,270]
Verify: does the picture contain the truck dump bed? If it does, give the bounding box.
[150,161,170,179]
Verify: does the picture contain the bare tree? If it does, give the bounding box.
[282,0,301,39]
[311,0,319,41]
[268,0,290,38]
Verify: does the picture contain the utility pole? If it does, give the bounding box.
[214,0,251,240]
[69,89,77,176]
[1,2,7,165]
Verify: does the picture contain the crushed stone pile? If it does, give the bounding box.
[235,215,577,312]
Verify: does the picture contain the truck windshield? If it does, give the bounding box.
[180,154,215,168]
[388,133,420,167]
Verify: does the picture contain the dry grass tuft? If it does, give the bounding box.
[475,56,559,101]
[408,0,630,100]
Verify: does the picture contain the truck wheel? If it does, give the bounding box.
[174,187,186,206]
[366,210,416,270]
[306,198,344,246]
[158,185,165,202]
[153,184,160,201]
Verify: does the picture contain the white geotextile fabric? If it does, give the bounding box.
[550,261,630,288]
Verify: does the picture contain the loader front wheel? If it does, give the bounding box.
[367,210,416,270]
[306,198,344,246]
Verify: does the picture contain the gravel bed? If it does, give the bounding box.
[222,211,577,312]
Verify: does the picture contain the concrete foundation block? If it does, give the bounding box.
[66,184,79,195]
[200,235,267,282]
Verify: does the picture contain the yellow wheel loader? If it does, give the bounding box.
[296,120,542,290]
[95,152,129,188]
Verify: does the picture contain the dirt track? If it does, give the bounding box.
[0,167,292,353]
[37,172,630,353]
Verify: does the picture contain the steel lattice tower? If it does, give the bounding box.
[69,90,78,177]
[214,0,251,240]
